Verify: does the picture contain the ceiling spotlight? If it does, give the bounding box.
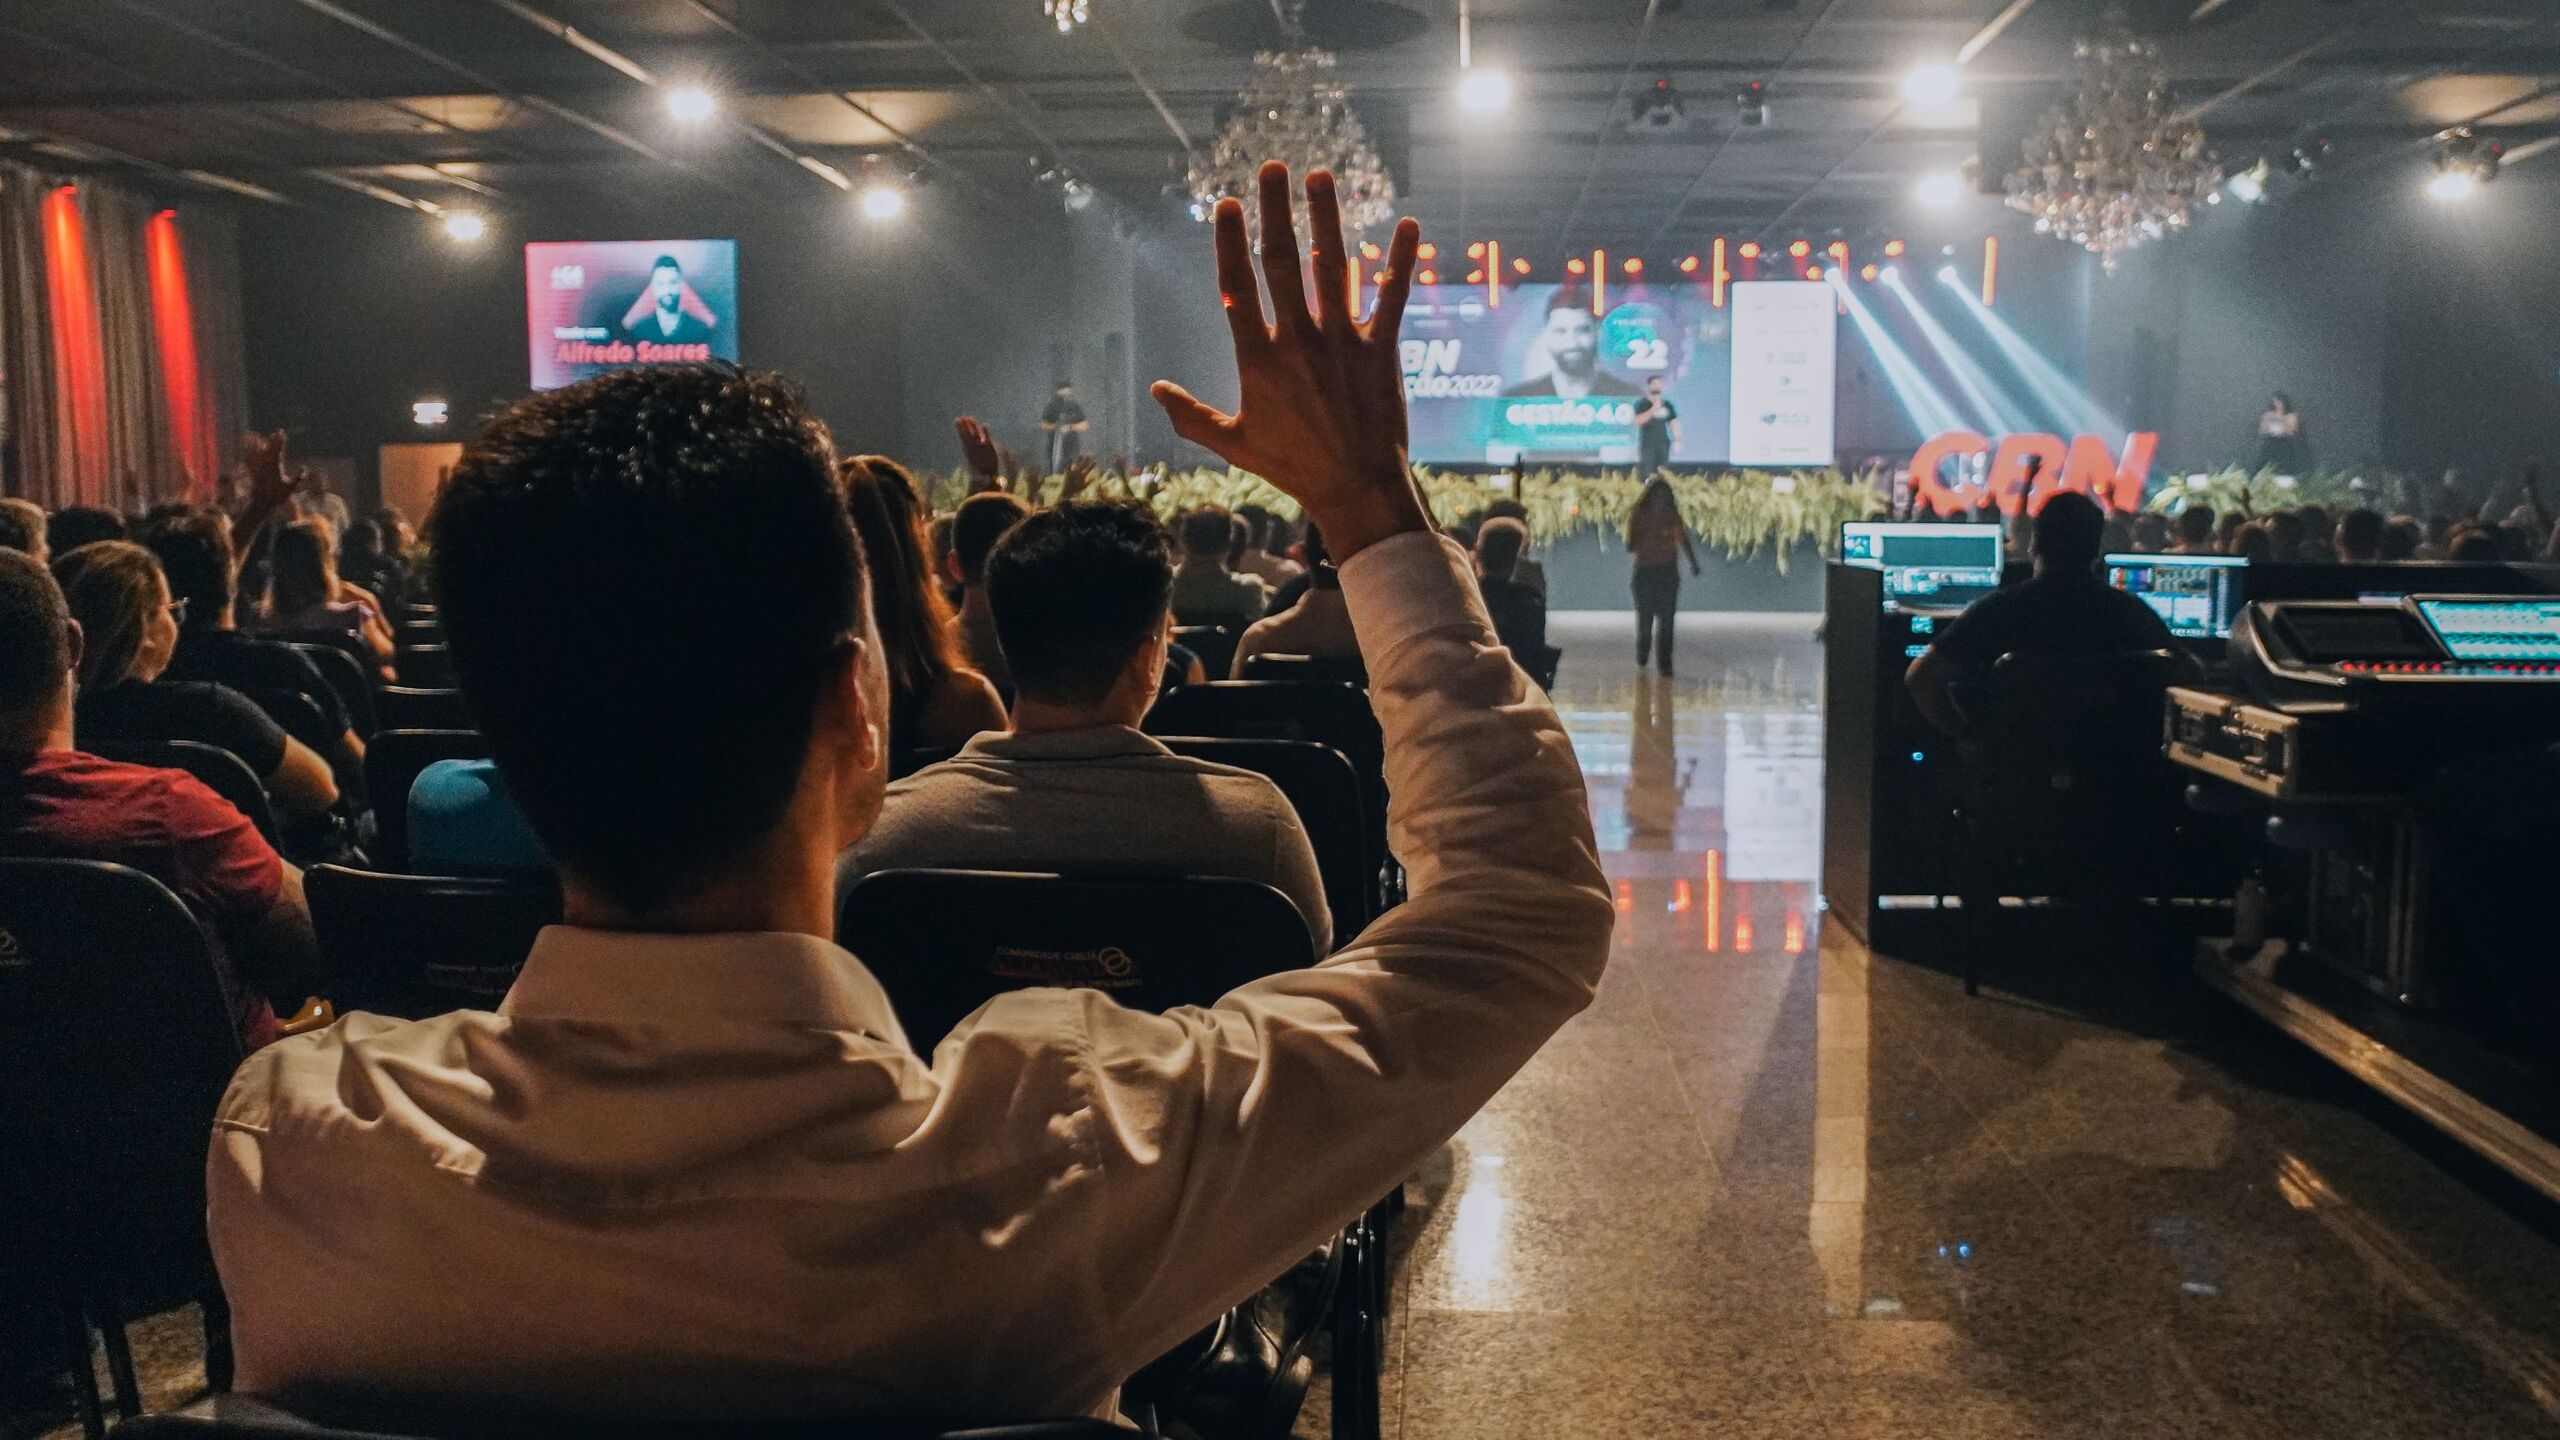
[411,400,449,427]
[1901,62,1962,107]
[1630,76,1687,133]
[1859,263,1879,281]
[1880,265,1900,283]
[860,183,906,220]
[1043,0,1090,31]
[1936,264,1961,284]
[2429,127,2501,203]
[1417,268,1438,285]
[2426,169,2478,203]
[1914,170,1966,207]
[1787,240,1811,258]
[1360,241,1383,260]
[439,211,487,242]
[2226,162,2268,204]
[1458,66,1513,114]
[664,85,718,124]
[1734,81,1768,127]
[1466,241,1486,259]
[1883,239,1905,257]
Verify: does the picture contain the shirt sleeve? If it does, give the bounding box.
[1928,590,2012,671]
[1252,777,1334,957]
[157,770,285,937]
[932,531,1614,1376]
[202,683,291,777]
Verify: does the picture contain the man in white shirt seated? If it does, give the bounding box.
[1231,522,1360,676]
[206,161,1612,1424]
[1168,505,1268,630]
[840,498,1332,953]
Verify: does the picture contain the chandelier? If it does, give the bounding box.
[1042,0,1087,33]
[2001,8,2221,269]
[1186,49,1398,249]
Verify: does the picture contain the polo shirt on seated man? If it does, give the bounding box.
[837,725,1332,955]
[75,677,289,777]
[163,628,350,738]
[1925,566,2175,675]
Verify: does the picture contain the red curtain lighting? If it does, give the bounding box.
[41,185,110,505]
[146,209,216,495]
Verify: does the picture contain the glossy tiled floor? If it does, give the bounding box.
[16,612,2560,1440]
[1354,611,2560,1440]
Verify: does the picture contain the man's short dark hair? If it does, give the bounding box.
[1178,506,1232,556]
[0,549,71,713]
[2336,507,2384,560]
[0,498,45,557]
[427,365,864,911]
[2174,503,2215,546]
[950,492,1030,586]
[652,255,681,275]
[47,507,126,555]
[1476,517,1528,580]
[986,500,1171,708]
[2030,490,2105,568]
[141,509,234,632]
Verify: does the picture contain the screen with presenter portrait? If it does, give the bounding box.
[525,239,740,391]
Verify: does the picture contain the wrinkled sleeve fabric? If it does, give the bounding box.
[931,530,1615,1381]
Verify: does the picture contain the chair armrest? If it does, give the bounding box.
[277,997,336,1037]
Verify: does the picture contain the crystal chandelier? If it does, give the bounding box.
[1043,0,1088,33]
[1186,49,1398,249]
[2001,8,2221,269]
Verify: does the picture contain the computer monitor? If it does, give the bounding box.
[1839,522,2005,612]
[2414,597,2560,662]
[2105,554,2248,640]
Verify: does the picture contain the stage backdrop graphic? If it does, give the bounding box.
[1398,283,1734,466]
[1728,281,1838,466]
[525,239,739,391]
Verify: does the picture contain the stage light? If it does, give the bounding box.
[1832,265,1969,437]
[664,85,718,124]
[1827,241,1849,262]
[2226,164,2267,204]
[1733,81,1767,127]
[1623,257,1642,275]
[2426,170,2478,202]
[1417,242,1438,260]
[1787,240,1810,259]
[1884,239,1906,258]
[1466,269,1484,283]
[1860,263,1878,281]
[1738,241,1762,260]
[1806,265,1823,280]
[1566,257,1586,275]
[1417,268,1438,285]
[1942,278,2126,436]
[1679,255,1699,274]
[411,400,448,427]
[1901,62,1962,106]
[1879,266,1898,282]
[1360,240,1382,260]
[1512,256,1531,275]
[859,183,906,220]
[1937,264,1960,284]
[1879,266,2035,433]
[1466,241,1486,259]
[1458,66,1514,114]
[440,211,487,242]
[1914,171,1965,208]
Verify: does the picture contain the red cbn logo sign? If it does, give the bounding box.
[1908,430,2157,515]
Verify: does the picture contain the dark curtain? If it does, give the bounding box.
[0,162,248,511]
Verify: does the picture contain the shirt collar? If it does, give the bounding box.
[499,926,911,1049]
[957,724,1169,763]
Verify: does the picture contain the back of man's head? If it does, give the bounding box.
[2029,490,2105,571]
[987,500,1171,709]
[427,365,865,912]
[1178,506,1233,559]
[2336,507,2384,561]
[48,506,125,555]
[141,509,235,633]
[1477,517,1528,581]
[0,549,71,717]
[0,498,45,559]
[950,492,1031,587]
[2175,503,2215,548]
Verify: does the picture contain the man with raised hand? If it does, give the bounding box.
[208,162,1612,1422]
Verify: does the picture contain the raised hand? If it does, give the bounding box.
[1060,454,1100,502]
[237,430,295,526]
[954,416,1004,485]
[1151,161,1430,560]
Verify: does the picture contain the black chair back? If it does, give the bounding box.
[84,738,279,846]
[1145,681,1388,873]
[287,641,379,738]
[1239,652,1369,688]
[110,1395,1135,1440]
[1963,649,2177,879]
[0,860,242,1293]
[1158,737,1374,939]
[363,730,493,873]
[397,618,445,648]
[839,870,1313,1052]
[398,643,456,689]
[1169,624,1239,680]
[378,685,474,731]
[306,865,558,1019]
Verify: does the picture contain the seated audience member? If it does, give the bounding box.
[2231,522,2275,562]
[1473,517,1548,656]
[840,500,1332,952]
[409,757,550,875]
[1233,504,1304,589]
[2131,512,2172,554]
[0,498,46,562]
[1480,499,1548,595]
[204,171,1609,1421]
[1904,491,2179,737]
[2263,509,2308,563]
[337,516,408,614]
[0,551,319,1050]
[47,505,126,555]
[2445,524,2503,563]
[1231,523,1359,675]
[2169,503,2216,555]
[145,509,365,766]
[839,456,1006,774]
[1170,504,1269,629]
[2214,510,2250,554]
[261,518,396,676]
[2335,507,2385,563]
[2380,515,2425,562]
[2099,512,2136,557]
[943,491,1032,699]
[2296,504,2335,559]
[54,540,341,828]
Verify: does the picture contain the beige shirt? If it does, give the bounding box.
[205,532,1614,1422]
[838,724,1332,954]
[1232,586,1361,676]
[1167,561,1268,630]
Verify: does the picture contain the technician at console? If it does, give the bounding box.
[1904,491,2180,736]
